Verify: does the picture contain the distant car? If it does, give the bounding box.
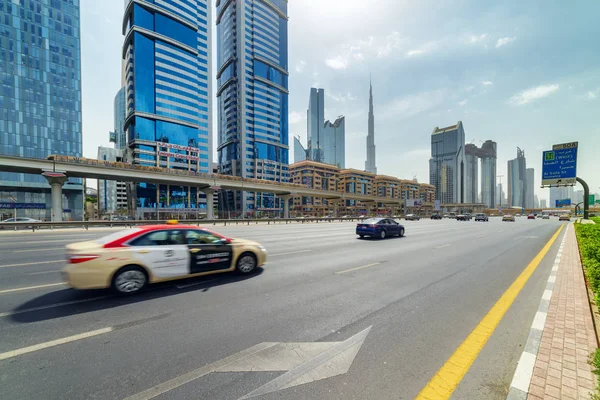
[448,213,457,219]
[443,214,450,218]
[527,214,536,220]
[405,214,420,221]
[356,218,405,239]
[1,217,41,223]
[456,214,468,221]
[559,214,571,221]
[430,213,442,220]
[62,221,267,294]
[502,214,515,222]
[474,213,489,222]
[542,214,550,219]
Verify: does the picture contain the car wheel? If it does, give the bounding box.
[236,252,257,274]
[359,235,364,238]
[112,265,147,295]
[380,230,387,239]
[399,228,405,237]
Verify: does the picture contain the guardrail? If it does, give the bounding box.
[0,217,375,232]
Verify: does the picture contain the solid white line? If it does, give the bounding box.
[435,244,450,249]
[0,260,64,269]
[269,250,312,257]
[542,289,553,301]
[0,296,109,318]
[0,239,73,246]
[548,276,556,283]
[12,248,64,253]
[0,282,66,295]
[509,351,537,392]
[27,270,61,276]
[531,311,548,331]
[335,262,381,275]
[0,327,114,361]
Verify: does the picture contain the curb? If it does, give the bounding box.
[506,225,568,399]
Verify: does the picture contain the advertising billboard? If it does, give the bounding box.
[555,199,571,208]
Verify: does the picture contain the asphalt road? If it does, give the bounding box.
[0,217,567,400]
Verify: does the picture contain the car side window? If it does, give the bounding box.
[186,230,224,245]
[130,230,185,246]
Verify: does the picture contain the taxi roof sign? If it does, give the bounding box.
[166,220,179,225]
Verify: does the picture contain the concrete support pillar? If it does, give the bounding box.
[42,172,68,222]
[280,195,292,219]
[202,189,215,220]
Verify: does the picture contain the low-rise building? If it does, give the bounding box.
[290,161,339,217]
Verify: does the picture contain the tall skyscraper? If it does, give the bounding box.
[217,0,289,214]
[525,168,535,209]
[365,79,377,174]
[479,140,497,209]
[429,122,466,204]
[122,0,213,216]
[307,88,325,162]
[464,144,479,203]
[323,116,345,169]
[111,87,126,150]
[540,199,547,209]
[294,136,307,163]
[507,147,527,209]
[550,186,574,208]
[0,0,83,220]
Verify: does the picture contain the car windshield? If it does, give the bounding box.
[95,228,143,245]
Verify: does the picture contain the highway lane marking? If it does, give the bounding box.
[0,296,110,318]
[0,239,75,246]
[0,327,114,362]
[415,224,564,400]
[0,260,64,269]
[435,244,450,249]
[335,262,381,275]
[11,248,65,253]
[0,282,66,295]
[269,250,312,257]
[27,270,61,276]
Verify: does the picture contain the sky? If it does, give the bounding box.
[80,0,600,202]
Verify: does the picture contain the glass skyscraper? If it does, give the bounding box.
[429,121,466,204]
[216,0,289,215]
[111,86,126,150]
[0,0,83,220]
[122,0,213,217]
[507,147,527,209]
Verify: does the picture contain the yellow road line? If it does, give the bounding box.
[0,260,64,269]
[0,282,66,295]
[335,262,381,275]
[0,327,114,361]
[415,225,563,400]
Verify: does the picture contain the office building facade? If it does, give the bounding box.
[464,144,479,204]
[322,116,345,169]
[429,122,466,204]
[216,0,289,215]
[110,87,127,150]
[293,136,307,163]
[122,0,213,217]
[507,147,527,209]
[0,0,83,220]
[479,141,497,209]
[307,88,324,162]
[525,168,535,209]
[97,147,127,214]
[550,186,574,208]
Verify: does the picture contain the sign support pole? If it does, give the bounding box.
[577,177,589,220]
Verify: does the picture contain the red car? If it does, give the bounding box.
[527,214,536,219]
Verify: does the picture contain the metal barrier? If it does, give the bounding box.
[0,217,370,232]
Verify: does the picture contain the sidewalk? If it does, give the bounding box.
[509,224,598,399]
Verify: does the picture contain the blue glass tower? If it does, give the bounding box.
[122,0,212,216]
[217,0,289,215]
[0,0,83,220]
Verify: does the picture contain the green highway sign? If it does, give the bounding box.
[590,194,596,204]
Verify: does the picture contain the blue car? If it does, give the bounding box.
[356,218,405,239]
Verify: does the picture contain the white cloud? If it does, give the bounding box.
[380,90,447,120]
[469,34,488,44]
[295,60,306,73]
[465,86,474,92]
[458,99,468,107]
[327,91,357,103]
[587,89,599,100]
[481,80,493,86]
[406,49,425,57]
[325,57,348,70]
[496,36,517,48]
[289,111,304,125]
[508,84,560,105]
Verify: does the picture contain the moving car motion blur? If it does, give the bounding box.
[356,218,405,239]
[62,221,267,294]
